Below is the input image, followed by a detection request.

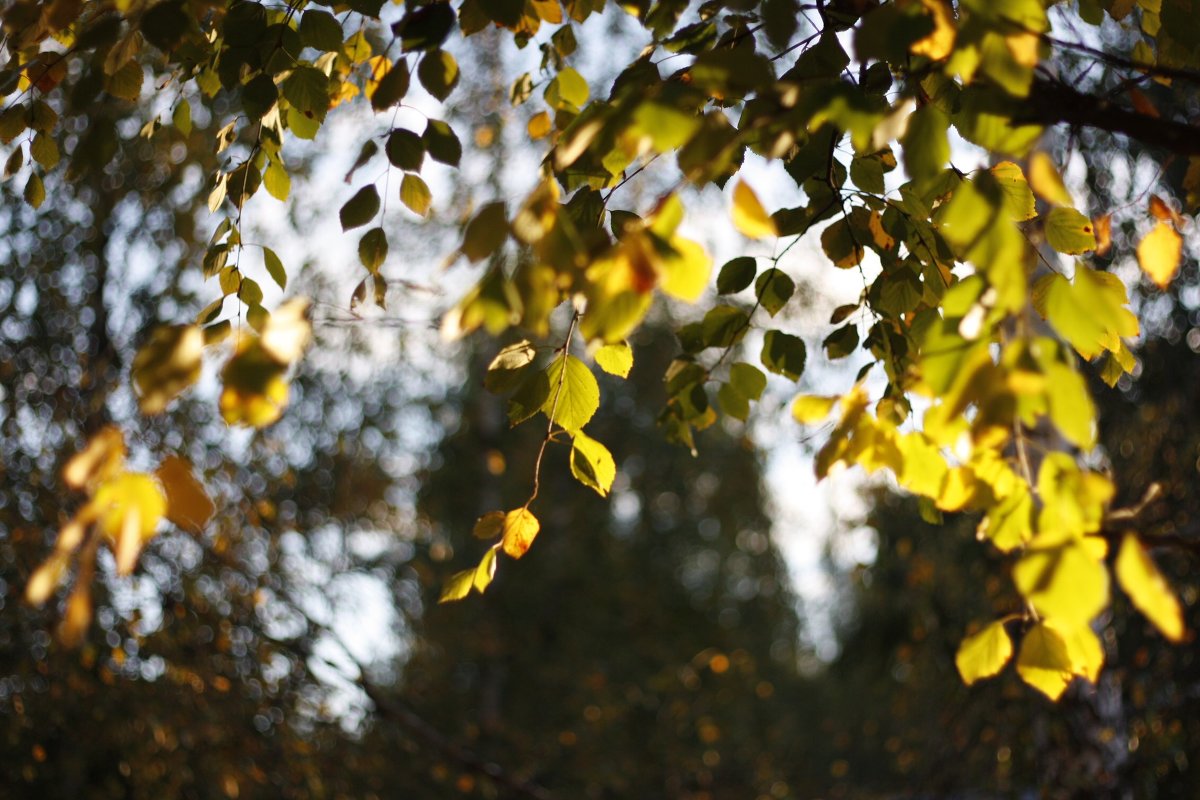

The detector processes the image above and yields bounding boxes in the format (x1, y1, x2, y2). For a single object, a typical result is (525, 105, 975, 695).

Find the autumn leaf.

(1137, 222, 1182, 289)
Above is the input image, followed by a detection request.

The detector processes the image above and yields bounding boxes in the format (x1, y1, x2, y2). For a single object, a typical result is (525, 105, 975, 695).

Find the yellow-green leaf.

(473, 510, 506, 539)
(1136, 221, 1182, 289)
(500, 508, 540, 559)
(990, 161, 1036, 221)
(439, 568, 475, 603)
(400, 173, 433, 217)
(1116, 534, 1185, 642)
(542, 354, 600, 431)
(570, 430, 616, 496)
(1044, 207, 1096, 254)
(955, 620, 1013, 685)
(732, 180, 777, 239)
(594, 342, 633, 378)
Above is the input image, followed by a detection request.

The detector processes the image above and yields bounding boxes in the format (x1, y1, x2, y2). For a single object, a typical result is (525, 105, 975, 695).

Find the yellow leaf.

(911, 0, 956, 60)
(731, 180, 777, 240)
(260, 298, 312, 364)
(92, 472, 167, 545)
(657, 235, 712, 302)
(594, 342, 633, 378)
(63, 426, 126, 491)
(1012, 540, 1109, 626)
(1028, 151, 1072, 206)
(935, 466, 977, 512)
(25, 550, 71, 606)
(527, 111, 551, 139)
(501, 508, 540, 559)
(1116, 534, 1185, 642)
(1137, 222, 1182, 289)
(473, 547, 498, 592)
(438, 568, 475, 603)
(156, 456, 215, 534)
(792, 394, 838, 425)
(1005, 30, 1040, 68)
(1016, 622, 1075, 701)
(1049, 619, 1104, 683)
(132, 324, 204, 415)
(955, 620, 1013, 685)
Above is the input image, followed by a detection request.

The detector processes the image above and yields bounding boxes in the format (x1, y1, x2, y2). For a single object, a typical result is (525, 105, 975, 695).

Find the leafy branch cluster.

(5, 0, 1200, 699)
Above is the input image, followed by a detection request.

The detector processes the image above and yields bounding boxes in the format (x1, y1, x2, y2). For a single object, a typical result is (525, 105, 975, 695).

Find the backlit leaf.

(400, 174, 433, 217)
(594, 342, 633, 378)
(955, 620, 1013, 685)
(501, 508, 540, 558)
(131, 324, 204, 415)
(1016, 622, 1075, 701)
(155, 456, 214, 534)
(1044, 207, 1096, 254)
(1136, 222, 1182, 289)
(1116, 534, 1185, 642)
(542, 355, 600, 431)
(571, 430, 616, 496)
(1028, 151, 1072, 205)
(732, 180, 777, 239)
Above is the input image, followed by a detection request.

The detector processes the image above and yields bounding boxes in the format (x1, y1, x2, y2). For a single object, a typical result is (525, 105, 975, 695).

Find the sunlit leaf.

(955, 620, 1013, 685)
(542, 355, 600, 432)
(1044, 208, 1096, 254)
(594, 342, 633, 378)
(732, 180, 777, 239)
(1136, 222, 1182, 289)
(571, 430, 616, 496)
(1016, 622, 1075, 701)
(501, 508, 540, 559)
(1116, 534, 1185, 642)
(1028, 151, 1072, 205)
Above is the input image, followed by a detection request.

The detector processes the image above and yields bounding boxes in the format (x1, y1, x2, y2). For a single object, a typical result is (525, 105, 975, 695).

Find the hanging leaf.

(955, 620, 1014, 685)
(155, 455, 215, 534)
(570, 430, 616, 496)
(731, 180, 777, 239)
(594, 342, 633, 378)
(131, 324, 204, 415)
(400, 173, 433, 217)
(716, 256, 757, 294)
(1044, 207, 1096, 254)
(340, 185, 380, 230)
(1016, 622, 1075, 701)
(1116, 534, 1185, 642)
(541, 355, 600, 431)
(1136, 222, 1182, 289)
(500, 508, 540, 558)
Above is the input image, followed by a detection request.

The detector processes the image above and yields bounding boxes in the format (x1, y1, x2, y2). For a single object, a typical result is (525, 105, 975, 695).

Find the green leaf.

(299, 9, 344, 51)
(701, 306, 750, 348)
(371, 62, 411, 111)
(359, 227, 389, 273)
(755, 268, 794, 316)
(729, 362, 766, 401)
(386, 129, 425, 171)
(398, 2, 457, 51)
(821, 217, 865, 268)
(264, 159, 290, 201)
(761, 330, 806, 380)
(823, 324, 859, 359)
(570, 430, 616, 496)
(594, 342, 633, 378)
(901, 104, 949, 183)
(418, 50, 460, 101)
(262, 246, 287, 290)
(424, 118, 462, 166)
(955, 621, 1013, 686)
(1044, 207, 1097, 254)
(461, 201, 507, 262)
(542, 354, 600, 431)
(718, 383, 750, 421)
(716, 256, 756, 294)
(990, 161, 1036, 221)
(485, 340, 536, 393)
(340, 185, 380, 231)
(283, 66, 330, 118)
(508, 366, 551, 425)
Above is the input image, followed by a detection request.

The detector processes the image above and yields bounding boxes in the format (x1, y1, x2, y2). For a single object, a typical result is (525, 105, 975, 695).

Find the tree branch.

(1026, 78, 1200, 157)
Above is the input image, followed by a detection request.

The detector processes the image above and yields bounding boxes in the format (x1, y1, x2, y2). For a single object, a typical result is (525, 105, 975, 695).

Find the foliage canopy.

(7, 0, 1200, 703)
